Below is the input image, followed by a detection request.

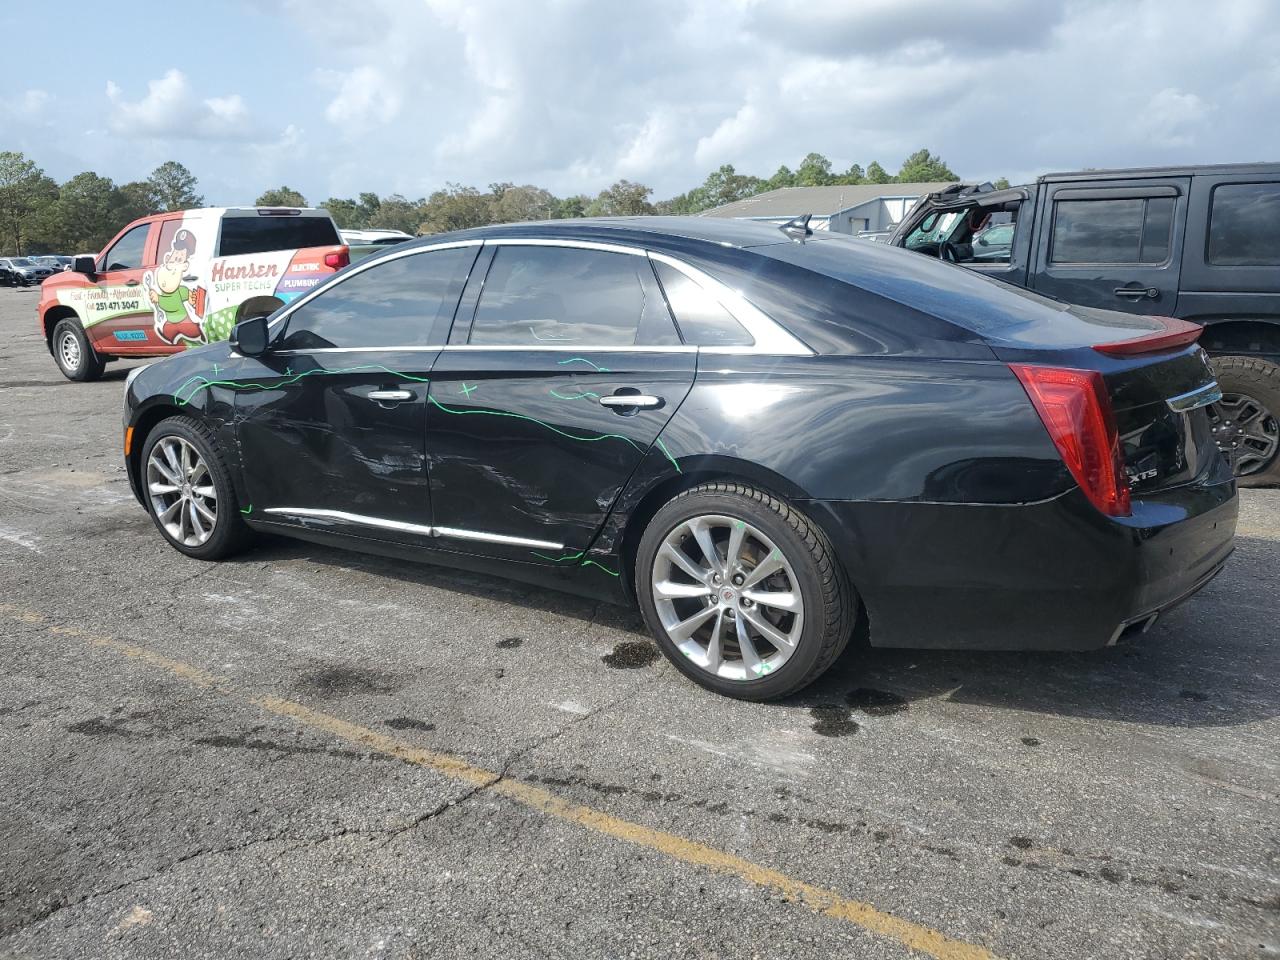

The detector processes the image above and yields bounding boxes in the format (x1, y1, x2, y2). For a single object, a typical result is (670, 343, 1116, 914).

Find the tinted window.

(218, 216, 340, 257)
(1208, 183, 1280, 266)
(100, 224, 151, 271)
(277, 247, 474, 350)
(652, 260, 752, 346)
(1051, 197, 1174, 264)
(469, 246, 663, 347)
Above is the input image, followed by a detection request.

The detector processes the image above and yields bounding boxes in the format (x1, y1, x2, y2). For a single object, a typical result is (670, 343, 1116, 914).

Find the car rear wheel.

(52, 318, 105, 382)
(141, 416, 254, 561)
(1208, 355, 1280, 487)
(636, 482, 855, 701)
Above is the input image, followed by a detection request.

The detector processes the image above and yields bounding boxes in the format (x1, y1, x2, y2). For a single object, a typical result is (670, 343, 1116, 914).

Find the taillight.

(1092, 316, 1201, 356)
(1010, 364, 1131, 517)
(324, 247, 350, 270)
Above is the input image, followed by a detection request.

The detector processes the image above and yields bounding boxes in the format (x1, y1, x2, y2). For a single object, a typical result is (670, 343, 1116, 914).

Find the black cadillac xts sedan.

(122, 217, 1237, 699)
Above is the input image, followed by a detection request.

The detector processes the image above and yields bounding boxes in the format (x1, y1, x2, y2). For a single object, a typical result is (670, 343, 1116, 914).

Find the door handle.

(1114, 286, 1159, 300)
(599, 394, 663, 409)
(125, 280, 140, 287)
(367, 389, 414, 403)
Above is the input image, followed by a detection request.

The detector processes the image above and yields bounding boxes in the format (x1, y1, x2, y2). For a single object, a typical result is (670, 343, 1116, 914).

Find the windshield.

(11, 258, 34, 267)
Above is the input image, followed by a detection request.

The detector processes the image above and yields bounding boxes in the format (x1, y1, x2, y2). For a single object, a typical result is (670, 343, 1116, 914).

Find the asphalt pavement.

(0, 286, 1276, 959)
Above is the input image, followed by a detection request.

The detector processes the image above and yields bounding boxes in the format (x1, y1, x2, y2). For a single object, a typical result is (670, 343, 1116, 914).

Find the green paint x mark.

(240, 504, 253, 515)
(556, 357, 611, 373)
(459, 382, 478, 397)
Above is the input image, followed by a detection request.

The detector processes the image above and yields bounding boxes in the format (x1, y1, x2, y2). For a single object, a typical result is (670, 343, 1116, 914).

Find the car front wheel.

(51, 318, 105, 382)
(636, 482, 855, 701)
(141, 417, 254, 561)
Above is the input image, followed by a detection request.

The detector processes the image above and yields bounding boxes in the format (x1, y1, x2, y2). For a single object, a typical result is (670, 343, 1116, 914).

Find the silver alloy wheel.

(651, 514, 804, 681)
(146, 436, 218, 547)
(1208, 393, 1279, 476)
(58, 329, 81, 372)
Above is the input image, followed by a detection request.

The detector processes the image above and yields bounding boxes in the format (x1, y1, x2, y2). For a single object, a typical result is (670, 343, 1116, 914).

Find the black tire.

(139, 416, 255, 561)
(51, 318, 105, 382)
(1209, 355, 1280, 488)
(635, 482, 856, 701)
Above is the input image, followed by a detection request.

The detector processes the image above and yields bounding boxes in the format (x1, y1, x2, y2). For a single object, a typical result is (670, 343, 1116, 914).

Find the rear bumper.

(805, 473, 1238, 651)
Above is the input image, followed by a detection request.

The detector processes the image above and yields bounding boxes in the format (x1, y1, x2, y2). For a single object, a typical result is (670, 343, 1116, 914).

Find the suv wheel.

(1208, 355, 1280, 487)
(141, 416, 254, 560)
(635, 482, 855, 701)
(51, 318, 105, 382)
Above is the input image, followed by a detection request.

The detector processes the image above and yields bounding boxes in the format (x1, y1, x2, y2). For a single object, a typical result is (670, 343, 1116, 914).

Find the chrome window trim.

(267, 234, 812, 358)
(260, 508, 563, 551)
(267, 239, 485, 330)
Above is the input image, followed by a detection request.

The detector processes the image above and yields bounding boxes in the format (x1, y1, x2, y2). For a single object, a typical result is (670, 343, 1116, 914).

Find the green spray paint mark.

(655, 437, 682, 474)
(582, 559, 620, 577)
(427, 395, 644, 452)
(459, 382, 478, 397)
(557, 357, 611, 372)
(173, 364, 431, 407)
(549, 387, 601, 401)
(531, 549, 618, 577)
(240, 504, 253, 515)
(211, 362, 220, 376)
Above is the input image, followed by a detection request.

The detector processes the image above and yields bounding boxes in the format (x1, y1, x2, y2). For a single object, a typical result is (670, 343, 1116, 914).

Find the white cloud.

(104, 69, 264, 141)
(1139, 88, 1212, 148)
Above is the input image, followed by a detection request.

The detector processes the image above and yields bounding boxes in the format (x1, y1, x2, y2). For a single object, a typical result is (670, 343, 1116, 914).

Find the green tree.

(764, 165, 795, 191)
(794, 152, 833, 186)
(832, 163, 865, 185)
(356, 192, 382, 223)
(864, 161, 891, 184)
(33, 172, 120, 253)
(116, 180, 159, 224)
(993, 177, 1011, 190)
(586, 180, 655, 216)
(147, 161, 202, 212)
(0, 151, 58, 255)
(896, 148, 957, 183)
(321, 197, 362, 229)
(369, 193, 422, 233)
(492, 184, 557, 222)
(256, 185, 308, 207)
(555, 194, 589, 219)
(418, 184, 493, 234)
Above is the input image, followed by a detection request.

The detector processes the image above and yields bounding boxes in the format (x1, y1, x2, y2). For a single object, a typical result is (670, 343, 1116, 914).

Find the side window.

(155, 218, 184, 259)
(1207, 183, 1280, 266)
(652, 260, 753, 347)
(218, 216, 341, 257)
(100, 224, 151, 271)
(1050, 197, 1174, 265)
(469, 246, 670, 347)
(277, 247, 474, 351)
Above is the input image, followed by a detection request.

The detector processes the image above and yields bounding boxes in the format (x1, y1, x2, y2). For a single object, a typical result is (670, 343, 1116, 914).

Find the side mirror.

(230, 315, 270, 356)
(73, 255, 96, 277)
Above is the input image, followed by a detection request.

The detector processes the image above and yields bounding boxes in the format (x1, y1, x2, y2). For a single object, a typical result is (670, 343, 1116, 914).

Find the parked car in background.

(39, 207, 348, 382)
(122, 217, 1235, 700)
(33, 255, 74, 272)
(0, 256, 55, 286)
(891, 163, 1280, 485)
(342, 228, 415, 262)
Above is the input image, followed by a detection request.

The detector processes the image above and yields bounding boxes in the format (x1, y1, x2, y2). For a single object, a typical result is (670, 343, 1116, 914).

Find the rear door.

(424, 240, 696, 564)
(84, 221, 159, 355)
(1030, 177, 1191, 314)
(233, 243, 478, 545)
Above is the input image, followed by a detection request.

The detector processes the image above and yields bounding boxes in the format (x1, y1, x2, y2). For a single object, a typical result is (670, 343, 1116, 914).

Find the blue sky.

(3, 0, 1277, 206)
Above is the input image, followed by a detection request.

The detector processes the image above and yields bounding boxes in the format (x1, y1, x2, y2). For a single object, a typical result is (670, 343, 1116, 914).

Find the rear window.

(218, 215, 340, 257)
(1207, 182, 1280, 266)
(1050, 197, 1174, 265)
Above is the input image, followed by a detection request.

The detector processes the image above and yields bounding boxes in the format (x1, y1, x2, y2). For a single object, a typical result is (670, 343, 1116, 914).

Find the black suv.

(891, 163, 1280, 485)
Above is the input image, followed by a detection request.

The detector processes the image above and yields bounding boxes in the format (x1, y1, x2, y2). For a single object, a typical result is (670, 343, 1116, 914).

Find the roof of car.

(423, 216, 800, 251)
(1040, 161, 1280, 182)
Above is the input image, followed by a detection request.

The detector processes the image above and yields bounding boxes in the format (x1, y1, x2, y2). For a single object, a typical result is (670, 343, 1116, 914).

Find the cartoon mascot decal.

(144, 229, 206, 345)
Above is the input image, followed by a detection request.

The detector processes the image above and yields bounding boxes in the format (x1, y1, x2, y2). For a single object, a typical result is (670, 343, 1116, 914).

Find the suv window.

(469, 246, 674, 347)
(652, 260, 752, 346)
(1050, 197, 1174, 265)
(218, 216, 340, 258)
(1207, 182, 1280, 266)
(100, 223, 152, 271)
(277, 247, 473, 351)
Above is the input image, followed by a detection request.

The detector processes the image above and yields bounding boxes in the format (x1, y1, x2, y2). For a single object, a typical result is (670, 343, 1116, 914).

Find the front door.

(84, 221, 158, 355)
(233, 244, 477, 545)
(1030, 177, 1191, 315)
(425, 242, 696, 564)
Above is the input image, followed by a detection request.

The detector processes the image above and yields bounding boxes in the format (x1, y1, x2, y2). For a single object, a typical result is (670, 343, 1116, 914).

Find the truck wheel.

(1208, 355, 1280, 487)
(51, 318, 105, 382)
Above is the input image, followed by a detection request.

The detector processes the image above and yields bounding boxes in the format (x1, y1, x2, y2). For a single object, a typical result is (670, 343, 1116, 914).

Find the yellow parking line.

(3, 603, 1000, 960)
